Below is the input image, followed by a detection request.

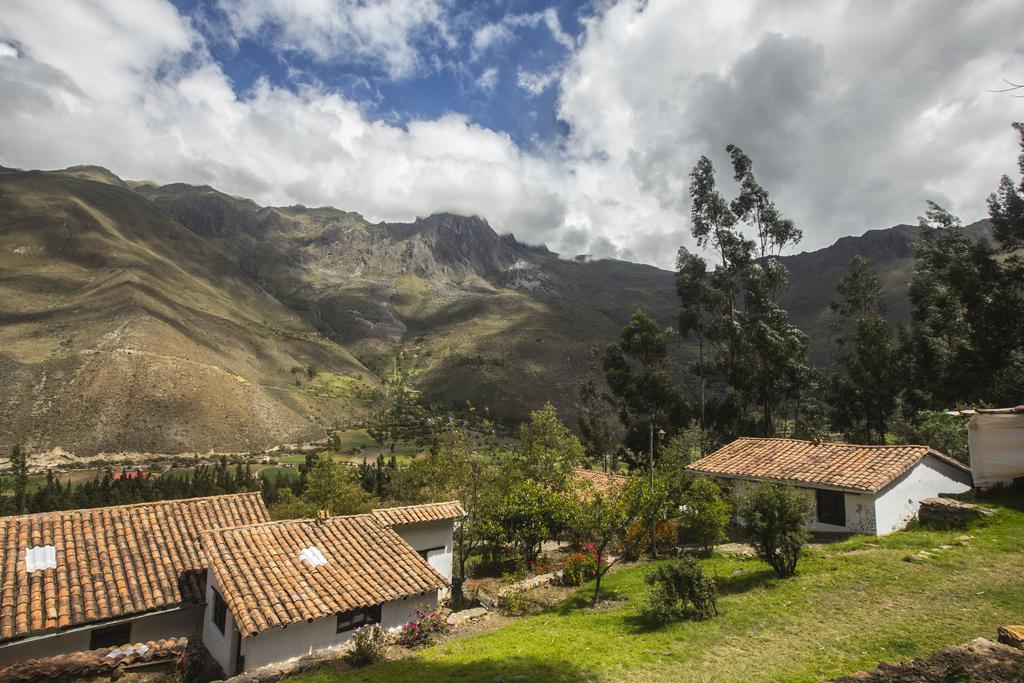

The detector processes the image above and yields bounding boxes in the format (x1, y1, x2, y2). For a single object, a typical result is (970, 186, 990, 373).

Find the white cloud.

(554, 0, 1024, 265)
(475, 66, 498, 92)
(1, 0, 1023, 270)
(216, 0, 453, 79)
(516, 67, 559, 96)
(471, 23, 513, 59)
(0, 0, 565, 247)
(472, 8, 574, 60)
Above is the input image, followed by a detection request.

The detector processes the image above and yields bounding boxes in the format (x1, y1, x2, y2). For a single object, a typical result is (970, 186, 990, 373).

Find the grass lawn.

(291, 493, 1024, 682)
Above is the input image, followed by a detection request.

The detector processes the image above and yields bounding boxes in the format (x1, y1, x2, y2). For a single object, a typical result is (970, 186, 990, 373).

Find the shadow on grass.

(550, 586, 628, 616)
(713, 567, 778, 595)
(620, 568, 778, 634)
(305, 655, 596, 683)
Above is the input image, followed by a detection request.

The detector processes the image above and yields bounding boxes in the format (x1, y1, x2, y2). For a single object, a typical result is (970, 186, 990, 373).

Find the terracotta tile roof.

(201, 515, 448, 637)
(371, 501, 466, 526)
(571, 468, 631, 495)
(0, 492, 268, 641)
(0, 637, 186, 682)
(686, 438, 968, 493)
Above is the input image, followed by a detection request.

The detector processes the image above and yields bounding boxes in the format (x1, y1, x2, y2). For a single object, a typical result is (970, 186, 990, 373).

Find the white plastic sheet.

(969, 413, 1024, 485)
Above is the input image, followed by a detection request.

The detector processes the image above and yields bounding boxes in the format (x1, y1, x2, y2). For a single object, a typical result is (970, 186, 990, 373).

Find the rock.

(447, 607, 489, 626)
(477, 591, 498, 609)
(998, 625, 1024, 649)
(716, 543, 756, 558)
(918, 498, 995, 527)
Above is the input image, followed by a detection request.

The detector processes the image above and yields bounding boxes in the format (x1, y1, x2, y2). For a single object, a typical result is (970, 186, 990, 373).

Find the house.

(686, 438, 973, 535)
(0, 492, 269, 667)
(947, 405, 1024, 487)
(199, 508, 455, 676)
(570, 467, 630, 496)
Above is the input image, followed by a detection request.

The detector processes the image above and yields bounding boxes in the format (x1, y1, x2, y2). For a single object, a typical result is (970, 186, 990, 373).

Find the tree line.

(0, 451, 260, 516)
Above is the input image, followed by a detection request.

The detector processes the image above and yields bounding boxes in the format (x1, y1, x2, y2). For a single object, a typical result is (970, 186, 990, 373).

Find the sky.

(1, 0, 1023, 268)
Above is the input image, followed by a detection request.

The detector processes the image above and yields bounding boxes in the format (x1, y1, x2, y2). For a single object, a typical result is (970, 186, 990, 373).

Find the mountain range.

(0, 165, 992, 456)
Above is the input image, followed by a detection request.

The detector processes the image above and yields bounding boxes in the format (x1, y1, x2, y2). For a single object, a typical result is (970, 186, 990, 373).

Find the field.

(293, 493, 1024, 683)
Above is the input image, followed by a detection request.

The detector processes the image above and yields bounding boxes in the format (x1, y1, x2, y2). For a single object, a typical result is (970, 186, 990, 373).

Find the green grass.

(292, 494, 1024, 682)
(304, 373, 369, 400)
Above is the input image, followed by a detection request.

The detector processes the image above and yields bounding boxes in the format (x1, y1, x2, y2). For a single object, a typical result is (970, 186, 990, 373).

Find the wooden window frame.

(212, 588, 228, 635)
(418, 546, 446, 562)
(90, 622, 132, 650)
(815, 488, 846, 527)
(336, 605, 382, 633)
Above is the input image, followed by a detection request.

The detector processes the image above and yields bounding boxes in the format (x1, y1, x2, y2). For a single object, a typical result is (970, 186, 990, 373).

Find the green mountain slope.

(136, 182, 682, 423)
(0, 171, 372, 455)
(141, 178, 995, 420)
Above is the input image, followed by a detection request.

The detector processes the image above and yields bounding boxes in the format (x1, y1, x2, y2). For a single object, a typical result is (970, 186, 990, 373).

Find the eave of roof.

(371, 500, 467, 526)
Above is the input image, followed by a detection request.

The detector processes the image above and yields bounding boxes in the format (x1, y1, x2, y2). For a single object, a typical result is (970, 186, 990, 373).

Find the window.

(418, 546, 446, 563)
(212, 589, 227, 635)
(90, 622, 131, 650)
(815, 489, 846, 527)
(336, 605, 381, 633)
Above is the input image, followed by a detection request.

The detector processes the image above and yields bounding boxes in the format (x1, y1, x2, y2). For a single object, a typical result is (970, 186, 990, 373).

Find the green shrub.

(679, 478, 731, 554)
(347, 624, 392, 666)
(500, 587, 527, 616)
(644, 557, 718, 622)
(737, 483, 812, 578)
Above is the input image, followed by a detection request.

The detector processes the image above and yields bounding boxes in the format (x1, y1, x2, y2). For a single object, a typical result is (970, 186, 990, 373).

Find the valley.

(0, 164, 992, 457)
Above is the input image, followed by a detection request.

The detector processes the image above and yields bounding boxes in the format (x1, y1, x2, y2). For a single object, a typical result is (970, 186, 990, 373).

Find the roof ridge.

(734, 436, 931, 450)
(371, 500, 461, 513)
(0, 490, 264, 522)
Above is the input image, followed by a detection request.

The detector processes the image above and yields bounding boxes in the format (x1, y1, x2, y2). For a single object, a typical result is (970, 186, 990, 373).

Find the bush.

(561, 552, 598, 586)
(621, 519, 678, 560)
(644, 557, 718, 622)
(679, 478, 731, 554)
(500, 587, 527, 616)
(347, 624, 392, 666)
(737, 483, 812, 578)
(397, 607, 450, 648)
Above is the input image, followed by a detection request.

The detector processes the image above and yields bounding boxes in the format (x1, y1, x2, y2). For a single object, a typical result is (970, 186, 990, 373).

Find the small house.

(199, 507, 460, 676)
(570, 467, 630, 496)
(0, 492, 269, 667)
(686, 438, 972, 535)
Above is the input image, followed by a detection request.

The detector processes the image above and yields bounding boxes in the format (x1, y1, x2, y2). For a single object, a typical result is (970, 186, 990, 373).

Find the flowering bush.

(397, 607, 450, 648)
(561, 552, 596, 586)
(620, 519, 679, 560)
(528, 554, 558, 575)
(347, 624, 392, 666)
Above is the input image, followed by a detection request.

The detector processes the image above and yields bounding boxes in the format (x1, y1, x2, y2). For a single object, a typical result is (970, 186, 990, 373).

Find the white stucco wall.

(728, 478, 876, 534)
(874, 456, 973, 535)
(238, 591, 436, 673)
(202, 569, 240, 677)
(807, 489, 877, 535)
(0, 605, 203, 666)
(391, 520, 455, 582)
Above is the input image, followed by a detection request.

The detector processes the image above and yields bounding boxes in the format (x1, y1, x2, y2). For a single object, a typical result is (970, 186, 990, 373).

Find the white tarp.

(969, 413, 1024, 485)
